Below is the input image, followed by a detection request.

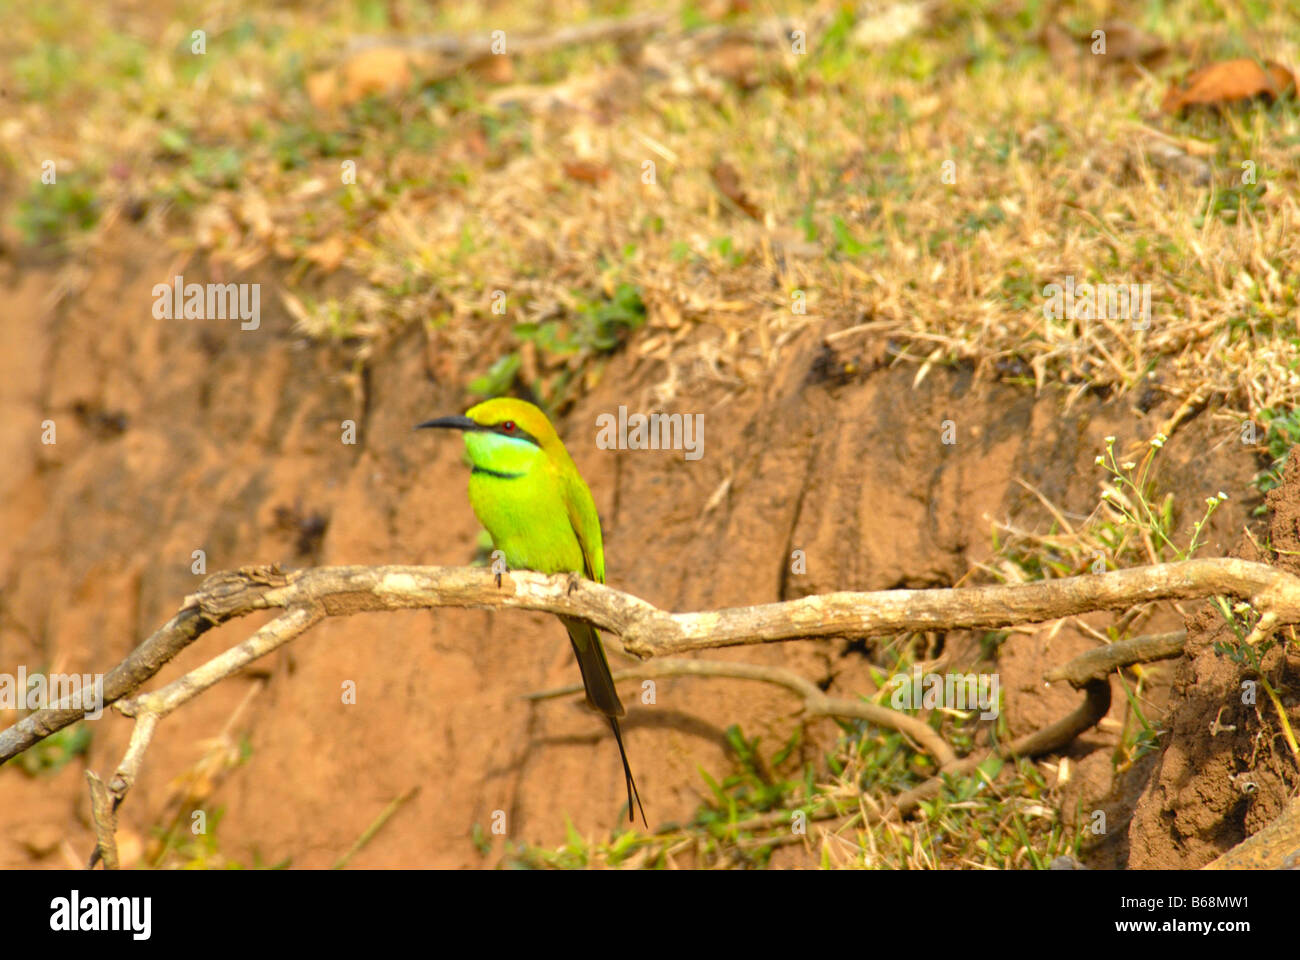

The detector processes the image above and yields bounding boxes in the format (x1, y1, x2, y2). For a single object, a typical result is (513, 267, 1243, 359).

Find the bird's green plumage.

(424, 397, 643, 824)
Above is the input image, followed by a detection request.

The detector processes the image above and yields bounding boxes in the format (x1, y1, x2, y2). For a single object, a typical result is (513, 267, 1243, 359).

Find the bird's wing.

(562, 466, 605, 584)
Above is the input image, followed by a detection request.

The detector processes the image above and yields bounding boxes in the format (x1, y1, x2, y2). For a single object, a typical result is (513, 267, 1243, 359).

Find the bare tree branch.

(5, 558, 1297, 767)
(85, 772, 120, 870)
(3, 556, 1296, 869)
(1044, 630, 1187, 687)
(525, 657, 958, 767)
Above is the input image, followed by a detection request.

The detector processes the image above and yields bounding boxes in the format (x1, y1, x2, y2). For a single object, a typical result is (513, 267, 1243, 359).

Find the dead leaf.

(345, 47, 415, 101)
(308, 47, 415, 110)
(562, 160, 611, 184)
(303, 235, 347, 272)
(304, 70, 339, 111)
(702, 0, 751, 18)
(710, 161, 763, 220)
(1161, 58, 1295, 114)
(466, 53, 514, 85)
(1041, 22, 1079, 70)
(704, 38, 762, 89)
(237, 190, 274, 240)
(462, 126, 489, 159)
(1041, 19, 1166, 74)
(194, 203, 238, 250)
(1091, 21, 1167, 65)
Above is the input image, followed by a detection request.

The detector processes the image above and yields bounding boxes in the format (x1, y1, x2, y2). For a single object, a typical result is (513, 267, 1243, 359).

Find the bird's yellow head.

(416, 397, 564, 476)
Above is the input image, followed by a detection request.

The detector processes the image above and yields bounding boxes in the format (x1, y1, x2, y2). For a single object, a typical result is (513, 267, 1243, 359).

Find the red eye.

(502, 421, 516, 432)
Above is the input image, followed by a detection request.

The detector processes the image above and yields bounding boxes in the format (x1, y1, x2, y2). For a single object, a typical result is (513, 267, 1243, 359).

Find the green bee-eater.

(417, 397, 646, 825)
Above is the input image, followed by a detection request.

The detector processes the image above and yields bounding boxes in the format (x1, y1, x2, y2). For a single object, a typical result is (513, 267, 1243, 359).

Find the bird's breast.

(466, 470, 585, 575)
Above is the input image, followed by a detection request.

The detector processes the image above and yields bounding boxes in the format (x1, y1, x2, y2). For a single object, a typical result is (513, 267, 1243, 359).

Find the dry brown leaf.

(702, 0, 751, 19)
(461, 126, 489, 159)
(705, 38, 762, 89)
(562, 160, 611, 184)
(710, 161, 763, 220)
(340, 47, 414, 104)
(466, 53, 514, 85)
(303, 235, 346, 272)
(1041, 22, 1079, 69)
(304, 69, 339, 111)
(1161, 58, 1296, 114)
(1041, 20, 1166, 74)
(1092, 21, 1167, 65)
(194, 203, 238, 250)
(307, 47, 415, 110)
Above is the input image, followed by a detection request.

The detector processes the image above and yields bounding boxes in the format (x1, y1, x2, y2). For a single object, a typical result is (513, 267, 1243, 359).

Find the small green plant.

(1210, 599, 1300, 759)
(830, 215, 869, 257)
(572, 282, 646, 352)
(470, 284, 646, 403)
(467, 352, 522, 397)
(155, 806, 290, 869)
(1251, 407, 1300, 501)
(1113, 668, 1162, 771)
(991, 432, 1227, 586)
(1094, 433, 1226, 563)
(14, 175, 101, 247)
(983, 431, 1238, 789)
(10, 722, 91, 776)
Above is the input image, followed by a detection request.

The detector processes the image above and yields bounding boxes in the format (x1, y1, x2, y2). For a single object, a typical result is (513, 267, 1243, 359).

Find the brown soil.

(1126, 457, 1300, 868)
(1, 224, 1289, 868)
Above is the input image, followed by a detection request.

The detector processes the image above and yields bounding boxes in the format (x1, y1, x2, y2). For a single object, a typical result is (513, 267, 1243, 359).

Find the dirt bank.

(0, 224, 1280, 867)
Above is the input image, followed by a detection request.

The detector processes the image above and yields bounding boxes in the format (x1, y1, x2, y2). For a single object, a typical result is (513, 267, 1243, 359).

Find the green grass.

(7, 721, 91, 776)
(1252, 406, 1300, 503)
(14, 174, 101, 247)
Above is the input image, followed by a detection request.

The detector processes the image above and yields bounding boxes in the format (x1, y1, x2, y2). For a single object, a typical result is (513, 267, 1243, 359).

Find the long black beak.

(415, 415, 480, 432)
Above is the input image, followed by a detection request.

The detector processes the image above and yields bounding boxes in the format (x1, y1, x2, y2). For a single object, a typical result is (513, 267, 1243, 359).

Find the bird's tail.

(607, 714, 646, 827)
(561, 616, 647, 826)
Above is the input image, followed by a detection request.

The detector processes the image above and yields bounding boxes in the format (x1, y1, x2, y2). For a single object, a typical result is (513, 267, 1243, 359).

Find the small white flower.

(1150, 436, 1165, 448)
(1094, 455, 1105, 465)
(1122, 462, 1136, 471)
(1218, 491, 1228, 500)
(1207, 497, 1219, 507)
(1101, 490, 1111, 499)
(1104, 435, 1116, 444)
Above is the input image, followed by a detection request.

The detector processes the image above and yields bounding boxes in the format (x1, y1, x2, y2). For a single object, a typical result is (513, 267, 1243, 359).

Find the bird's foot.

(566, 572, 582, 595)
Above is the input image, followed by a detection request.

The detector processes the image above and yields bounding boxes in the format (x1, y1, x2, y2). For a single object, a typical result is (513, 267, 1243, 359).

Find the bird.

(416, 397, 646, 825)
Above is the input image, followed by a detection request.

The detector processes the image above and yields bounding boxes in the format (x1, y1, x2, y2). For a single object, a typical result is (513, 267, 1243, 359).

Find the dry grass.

(2, 0, 1297, 416)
